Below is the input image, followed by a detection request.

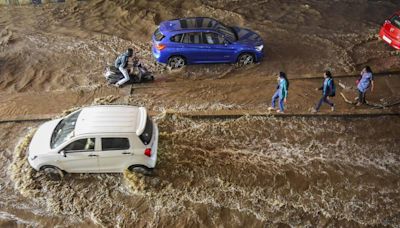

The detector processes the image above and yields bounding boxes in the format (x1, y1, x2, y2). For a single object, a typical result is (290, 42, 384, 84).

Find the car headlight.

(255, 45, 263, 52)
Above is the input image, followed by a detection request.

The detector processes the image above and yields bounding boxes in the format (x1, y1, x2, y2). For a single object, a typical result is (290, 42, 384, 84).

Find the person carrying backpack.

(312, 71, 335, 113)
(114, 48, 134, 87)
(268, 72, 289, 113)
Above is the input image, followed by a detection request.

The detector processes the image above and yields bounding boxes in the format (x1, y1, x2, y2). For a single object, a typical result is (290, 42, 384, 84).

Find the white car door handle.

(88, 154, 98, 157)
(122, 152, 131, 155)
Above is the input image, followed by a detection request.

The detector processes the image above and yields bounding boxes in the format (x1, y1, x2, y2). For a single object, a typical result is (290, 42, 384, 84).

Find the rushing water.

(1, 114, 399, 227)
(0, 0, 399, 226)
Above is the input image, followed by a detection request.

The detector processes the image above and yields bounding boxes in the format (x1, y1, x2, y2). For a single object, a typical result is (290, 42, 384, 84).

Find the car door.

(97, 137, 132, 172)
(169, 33, 185, 53)
(202, 32, 235, 63)
(57, 138, 100, 173)
(180, 32, 209, 63)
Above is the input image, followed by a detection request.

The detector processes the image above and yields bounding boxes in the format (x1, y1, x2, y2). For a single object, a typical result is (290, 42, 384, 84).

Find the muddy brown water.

(1, 0, 400, 227)
(1, 115, 399, 227)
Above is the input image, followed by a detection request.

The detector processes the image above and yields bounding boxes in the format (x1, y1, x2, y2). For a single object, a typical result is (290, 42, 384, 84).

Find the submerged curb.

(0, 111, 398, 123)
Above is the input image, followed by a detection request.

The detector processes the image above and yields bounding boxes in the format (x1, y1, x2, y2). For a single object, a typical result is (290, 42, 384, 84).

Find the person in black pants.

(312, 71, 335, 113)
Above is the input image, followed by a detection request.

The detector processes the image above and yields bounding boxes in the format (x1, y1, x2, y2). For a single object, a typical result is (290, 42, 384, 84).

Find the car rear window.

(154, 28, 165, 41)
(390, 15, 400, 29)
(139, 116, 153, 145)
(102, 138, 130, 151)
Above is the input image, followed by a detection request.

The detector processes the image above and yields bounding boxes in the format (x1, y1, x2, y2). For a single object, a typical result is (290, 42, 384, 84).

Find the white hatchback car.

(28, 105, 159, 179)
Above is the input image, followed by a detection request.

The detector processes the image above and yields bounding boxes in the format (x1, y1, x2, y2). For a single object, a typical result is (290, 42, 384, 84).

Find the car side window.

(102, 138, 130, 151)
(203, 32, 224, 45)
(181, 32, 202, 44)
(64, 138, 95, 152)
(170, 34, 183, 43)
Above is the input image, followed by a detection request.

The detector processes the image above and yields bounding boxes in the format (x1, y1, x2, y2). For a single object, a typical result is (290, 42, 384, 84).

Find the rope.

(340, 92, 400, 109)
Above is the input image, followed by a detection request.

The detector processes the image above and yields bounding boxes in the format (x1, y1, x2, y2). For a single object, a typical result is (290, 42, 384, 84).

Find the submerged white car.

(28, 105, 158, 179)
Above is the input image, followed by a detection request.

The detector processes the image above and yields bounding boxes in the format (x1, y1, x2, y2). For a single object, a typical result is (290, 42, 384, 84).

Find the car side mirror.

(223, 40, 229, 46)
(60, 150, 67, 157)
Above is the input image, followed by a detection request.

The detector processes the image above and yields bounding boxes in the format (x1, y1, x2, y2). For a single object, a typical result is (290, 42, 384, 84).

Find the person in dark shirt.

(312, 71, 335, 113)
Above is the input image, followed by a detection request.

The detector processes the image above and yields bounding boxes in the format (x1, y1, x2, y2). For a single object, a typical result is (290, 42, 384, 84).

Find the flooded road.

(0, 0, 400, 227)
(1, 114, 399, 226)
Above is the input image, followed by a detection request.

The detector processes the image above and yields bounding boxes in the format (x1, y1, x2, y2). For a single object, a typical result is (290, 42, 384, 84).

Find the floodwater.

(0, 0, 400, 227)
(1, 115, 400, 226)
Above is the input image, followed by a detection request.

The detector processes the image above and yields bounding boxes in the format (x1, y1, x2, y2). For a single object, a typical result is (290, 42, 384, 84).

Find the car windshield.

(50, 110, 81, 149)
(139, 116, 153, 145)
(390, 15, 400, 29)
(215, 23, 237, 42)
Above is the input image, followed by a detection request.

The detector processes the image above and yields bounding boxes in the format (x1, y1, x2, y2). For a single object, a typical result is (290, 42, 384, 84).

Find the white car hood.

(29, 119, 61, 156)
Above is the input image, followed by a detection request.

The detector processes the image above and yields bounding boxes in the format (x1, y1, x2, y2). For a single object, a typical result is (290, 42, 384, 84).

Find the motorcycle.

(104, 64, 154, 84)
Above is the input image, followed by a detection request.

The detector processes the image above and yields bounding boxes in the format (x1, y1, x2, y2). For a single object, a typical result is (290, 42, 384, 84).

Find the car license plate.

(383, 35, 392, 44)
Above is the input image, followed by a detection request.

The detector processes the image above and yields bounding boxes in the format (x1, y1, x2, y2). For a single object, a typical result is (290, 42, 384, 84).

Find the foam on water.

(6, 113, 400, 226)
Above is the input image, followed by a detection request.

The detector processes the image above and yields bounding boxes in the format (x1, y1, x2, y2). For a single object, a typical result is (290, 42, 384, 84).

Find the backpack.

(114, 53, 127, 68)
(114, 55, 123, 68)
(329, 79, 336, 97)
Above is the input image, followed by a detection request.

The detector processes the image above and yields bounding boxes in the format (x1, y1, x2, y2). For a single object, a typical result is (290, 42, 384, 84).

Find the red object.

(379, 11, 400, 50)
(155, 44, 166, 50)
(144, 148, 152, 157)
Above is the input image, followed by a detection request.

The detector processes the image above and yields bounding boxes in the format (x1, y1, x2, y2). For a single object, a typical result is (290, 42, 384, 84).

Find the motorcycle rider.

(129, 56, 143, 82)
(114, 48, 134, 87)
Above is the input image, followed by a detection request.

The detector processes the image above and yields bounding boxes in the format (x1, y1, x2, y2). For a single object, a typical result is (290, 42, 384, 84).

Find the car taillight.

(144, 148, 152, 157)
(156, 44, 166, 50)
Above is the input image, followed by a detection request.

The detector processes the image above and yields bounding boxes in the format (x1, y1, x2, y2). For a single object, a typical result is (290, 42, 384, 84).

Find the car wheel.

(168, 56, 186, 69)
(128, 165, 152, 175)
(41, 166, 64, 181)
(237, 53, 254, 66)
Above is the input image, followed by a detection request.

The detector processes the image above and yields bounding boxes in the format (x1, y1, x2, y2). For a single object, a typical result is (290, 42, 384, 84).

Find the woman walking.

(312, 71, 335, 113)
(356, 66, 374, 105)
(268, 72, 289, 113)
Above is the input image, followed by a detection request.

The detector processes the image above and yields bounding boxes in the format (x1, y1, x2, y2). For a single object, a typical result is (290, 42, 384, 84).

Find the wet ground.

(0, 0, 400, 227)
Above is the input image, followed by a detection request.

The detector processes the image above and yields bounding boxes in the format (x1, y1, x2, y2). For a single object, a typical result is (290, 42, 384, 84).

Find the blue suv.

(152, 17, 264, 69)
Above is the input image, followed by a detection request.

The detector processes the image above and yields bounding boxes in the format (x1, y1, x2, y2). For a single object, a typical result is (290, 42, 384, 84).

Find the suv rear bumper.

(152, 45, 169, 64)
